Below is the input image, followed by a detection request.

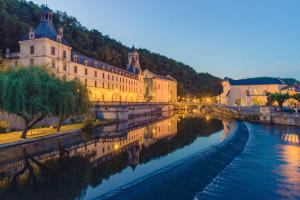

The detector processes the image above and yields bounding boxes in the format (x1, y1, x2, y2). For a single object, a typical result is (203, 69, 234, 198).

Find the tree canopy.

(0, 66, 92, 138)
(52, 78, 92, 131)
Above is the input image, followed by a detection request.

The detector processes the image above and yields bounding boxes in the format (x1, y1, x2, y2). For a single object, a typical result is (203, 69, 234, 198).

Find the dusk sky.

(31, 0, 300, 80)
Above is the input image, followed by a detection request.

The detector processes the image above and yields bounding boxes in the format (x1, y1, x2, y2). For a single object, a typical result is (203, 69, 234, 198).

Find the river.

(0, 112, 299, 200)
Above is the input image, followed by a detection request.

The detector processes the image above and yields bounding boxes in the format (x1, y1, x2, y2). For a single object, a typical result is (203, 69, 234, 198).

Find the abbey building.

(6, 7, 177, 103)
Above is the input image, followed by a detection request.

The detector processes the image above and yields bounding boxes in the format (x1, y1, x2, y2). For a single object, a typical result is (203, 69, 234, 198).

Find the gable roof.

(143, 69, 177, 82)
(225, 77, 285, 86)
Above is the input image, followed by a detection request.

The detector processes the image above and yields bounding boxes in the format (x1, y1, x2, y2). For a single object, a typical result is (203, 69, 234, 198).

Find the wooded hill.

(0, 0, 222, 97)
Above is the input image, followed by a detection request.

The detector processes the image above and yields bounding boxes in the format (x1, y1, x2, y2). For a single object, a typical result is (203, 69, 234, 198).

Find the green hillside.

(0, 0, 222, 97)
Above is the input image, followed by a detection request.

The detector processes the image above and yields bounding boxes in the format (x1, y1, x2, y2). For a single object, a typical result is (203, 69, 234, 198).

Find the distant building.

(280, 84, 300, 95)
(6, 6, 177, 103)
(143, 69, 177, 103)
(221, 77, 286, 106)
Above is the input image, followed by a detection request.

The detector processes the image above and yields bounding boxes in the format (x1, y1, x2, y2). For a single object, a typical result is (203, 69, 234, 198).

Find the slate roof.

(225, 77, 285, 85)
(154, 75, 177, 82)
(21, 20, 70, 46)
(280, 85, 300, 92)
(71, 51, 139, 79)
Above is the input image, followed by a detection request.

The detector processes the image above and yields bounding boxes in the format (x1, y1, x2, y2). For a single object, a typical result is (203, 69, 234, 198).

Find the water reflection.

(277, 131, 300, 199)
(0, 113, 224, 200)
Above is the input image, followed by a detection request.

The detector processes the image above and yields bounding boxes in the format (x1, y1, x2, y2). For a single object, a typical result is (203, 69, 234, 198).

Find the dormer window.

(93, 61, 97, 67)
(84, 59, 88, 66)
(73, 55, 78, 63)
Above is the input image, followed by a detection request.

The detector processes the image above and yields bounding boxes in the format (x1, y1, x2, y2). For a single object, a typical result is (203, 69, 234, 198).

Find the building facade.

(143, 70, 177, 103)
(6, 7, 177, 103)
(221, 77, 286, 106)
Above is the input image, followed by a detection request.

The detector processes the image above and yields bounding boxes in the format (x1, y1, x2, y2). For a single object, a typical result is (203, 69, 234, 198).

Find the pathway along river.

(0, 112, 299, 200)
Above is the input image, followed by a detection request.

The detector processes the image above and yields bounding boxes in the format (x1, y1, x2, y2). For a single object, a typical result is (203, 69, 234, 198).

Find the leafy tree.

(267, 93, 289, 110)
(292, 93, 300, 102)
(53, 78, 92, 131)
(1, 66, 60, 138)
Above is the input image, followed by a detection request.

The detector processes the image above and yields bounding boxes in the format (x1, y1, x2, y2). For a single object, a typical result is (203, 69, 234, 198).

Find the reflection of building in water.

(0, 115, 178, 174)
(69, 128, 145, 164)
(276, 144, 300, 198)
(144, 116, 178, 147)
(221, 121, 231, 140)
(281, 133, 300, 144)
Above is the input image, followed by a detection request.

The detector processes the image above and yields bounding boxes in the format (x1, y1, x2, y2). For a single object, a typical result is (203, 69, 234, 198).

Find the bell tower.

(127, 45, 141, 74)
(41, 5, 53, 22)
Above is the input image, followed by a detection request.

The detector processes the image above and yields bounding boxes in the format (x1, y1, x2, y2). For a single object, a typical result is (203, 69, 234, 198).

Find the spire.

(40, 5, 53, 22)
(130, 45, 136, 53)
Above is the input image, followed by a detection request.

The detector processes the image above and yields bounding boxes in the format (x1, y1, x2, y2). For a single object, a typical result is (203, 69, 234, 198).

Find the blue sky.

(32, 0, 300, 79)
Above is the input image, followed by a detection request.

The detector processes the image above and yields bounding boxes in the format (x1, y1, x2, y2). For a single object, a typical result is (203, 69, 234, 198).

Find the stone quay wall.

(260, 106, 300, 126)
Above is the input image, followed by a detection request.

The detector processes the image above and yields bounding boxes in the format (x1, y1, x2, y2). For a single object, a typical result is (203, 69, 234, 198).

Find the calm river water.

(0, 112, 299, 200)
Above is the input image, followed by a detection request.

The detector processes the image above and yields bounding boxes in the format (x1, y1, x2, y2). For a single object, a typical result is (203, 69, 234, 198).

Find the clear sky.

(31, 0, 300, 79)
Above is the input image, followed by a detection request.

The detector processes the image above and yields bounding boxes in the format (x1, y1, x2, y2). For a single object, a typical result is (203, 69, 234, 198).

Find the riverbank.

(0, 120, 114, 149)
(211, 104, 300, 127)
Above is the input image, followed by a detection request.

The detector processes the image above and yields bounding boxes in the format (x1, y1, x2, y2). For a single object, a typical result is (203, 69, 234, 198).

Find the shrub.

(0, 121, 9, 133)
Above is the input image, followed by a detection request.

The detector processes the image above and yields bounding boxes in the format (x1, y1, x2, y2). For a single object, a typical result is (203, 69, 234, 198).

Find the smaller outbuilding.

(221, 77, 287, 106)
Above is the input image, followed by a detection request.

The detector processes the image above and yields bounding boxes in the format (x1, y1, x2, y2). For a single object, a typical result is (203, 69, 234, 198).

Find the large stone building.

(221, 77, 286, 106)
(6, 7, 176, 103)
(143, 70, 177, 103)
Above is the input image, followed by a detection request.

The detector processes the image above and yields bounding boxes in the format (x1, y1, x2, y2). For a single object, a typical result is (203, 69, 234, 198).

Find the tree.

(53, 78, 92, 131)
(267, 93, 289, 110)
(292, 93, 300, 102)
(1, 66, 60, 138)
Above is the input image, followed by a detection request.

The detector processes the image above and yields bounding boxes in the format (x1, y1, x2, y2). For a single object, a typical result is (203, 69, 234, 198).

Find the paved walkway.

(0, 120, 113, 149)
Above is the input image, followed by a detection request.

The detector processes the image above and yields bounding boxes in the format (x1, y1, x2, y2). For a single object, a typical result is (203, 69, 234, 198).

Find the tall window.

(30, 59, 34, 66)
(94, 81, 97, 87)
(63, 63, 67, 71)
(51, 46, 55, 55)
(94, 71, 97, 77)
(74, 66, 78, 73)
(85, 68, 88, 75)
(63, 50, 67, 59)
(51, 59, 56, 68)
(102, 73, 105, 79)
(85, 79, 87, 86)
(30, 46, 34, 54)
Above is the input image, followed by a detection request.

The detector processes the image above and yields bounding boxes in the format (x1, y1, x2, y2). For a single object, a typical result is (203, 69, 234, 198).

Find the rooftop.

(21, 20, 70, 46)
(71, 51, 139, 79)
(225, 77, 285, 85)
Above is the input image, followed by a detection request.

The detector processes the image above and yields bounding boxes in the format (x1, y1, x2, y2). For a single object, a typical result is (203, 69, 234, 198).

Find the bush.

(0, 121, 9, 133)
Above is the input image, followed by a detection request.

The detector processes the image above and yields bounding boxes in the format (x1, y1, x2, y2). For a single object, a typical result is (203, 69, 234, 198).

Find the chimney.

(29, 27, 35, 39)
(57, 27, 63, 42)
